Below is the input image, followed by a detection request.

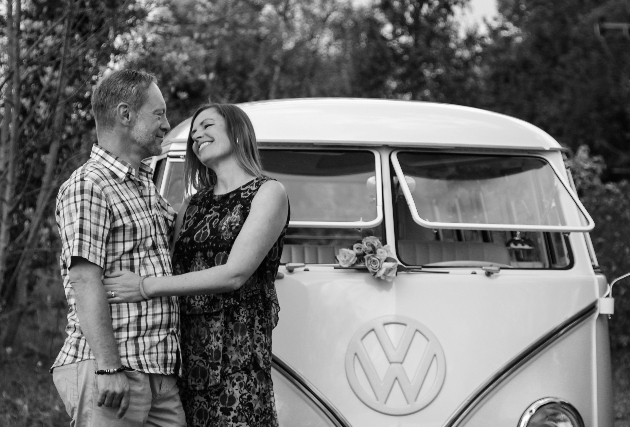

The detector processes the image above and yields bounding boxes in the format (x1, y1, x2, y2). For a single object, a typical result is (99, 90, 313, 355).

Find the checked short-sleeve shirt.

(51, 144, 180, 375)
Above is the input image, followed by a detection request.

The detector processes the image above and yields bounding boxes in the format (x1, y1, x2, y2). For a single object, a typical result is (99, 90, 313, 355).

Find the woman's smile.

(197, 140, 213, 152)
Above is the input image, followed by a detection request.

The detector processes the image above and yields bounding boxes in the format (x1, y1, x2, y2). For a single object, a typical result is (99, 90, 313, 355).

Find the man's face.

(130, 83, 170, 158)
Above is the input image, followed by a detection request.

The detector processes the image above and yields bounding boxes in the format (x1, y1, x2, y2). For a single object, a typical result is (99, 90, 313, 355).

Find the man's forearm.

(70, 258, 122, 369)
(74, 280, 122, 368)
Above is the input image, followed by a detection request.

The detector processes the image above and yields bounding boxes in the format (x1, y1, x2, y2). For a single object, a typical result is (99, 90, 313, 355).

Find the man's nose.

(161, 116, 170, 133)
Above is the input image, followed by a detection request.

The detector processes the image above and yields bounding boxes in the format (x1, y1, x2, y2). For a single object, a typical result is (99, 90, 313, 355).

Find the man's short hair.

(91, 69, 157, 130)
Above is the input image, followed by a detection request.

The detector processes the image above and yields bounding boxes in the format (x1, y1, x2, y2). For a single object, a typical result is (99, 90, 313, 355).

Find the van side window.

(261, 149, 384, 264)
(161, 160, 186, 213)
(153, 158, 166, 187)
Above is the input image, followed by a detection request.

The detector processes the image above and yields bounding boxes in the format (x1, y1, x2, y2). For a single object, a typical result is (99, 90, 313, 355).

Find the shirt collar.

(90, 144, 153, 183)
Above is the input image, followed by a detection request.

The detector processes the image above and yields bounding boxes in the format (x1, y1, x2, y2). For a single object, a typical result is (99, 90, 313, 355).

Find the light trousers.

(52, 359, 186, 427)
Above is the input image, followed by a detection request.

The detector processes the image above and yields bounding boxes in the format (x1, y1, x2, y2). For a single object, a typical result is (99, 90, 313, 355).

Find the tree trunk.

(0, 0, 21, 308)
(2, 0, 72, 348)
(0, 78, 12, 314)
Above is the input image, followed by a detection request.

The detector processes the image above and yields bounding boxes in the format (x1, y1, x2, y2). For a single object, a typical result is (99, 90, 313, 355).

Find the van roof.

(161, 98, 562, 152)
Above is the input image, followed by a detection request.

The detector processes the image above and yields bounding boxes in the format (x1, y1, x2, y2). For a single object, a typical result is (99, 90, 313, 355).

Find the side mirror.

(600, 272, 630, 315)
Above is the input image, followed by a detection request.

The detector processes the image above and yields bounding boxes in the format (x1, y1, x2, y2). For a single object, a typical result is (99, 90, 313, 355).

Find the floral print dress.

(173, 176, 289, 427)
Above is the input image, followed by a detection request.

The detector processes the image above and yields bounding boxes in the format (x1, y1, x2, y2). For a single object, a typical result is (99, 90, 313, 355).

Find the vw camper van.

(151, 99, 612, 427)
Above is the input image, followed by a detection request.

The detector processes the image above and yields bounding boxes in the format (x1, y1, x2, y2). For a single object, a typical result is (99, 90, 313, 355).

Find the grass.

(613, 349, 630, 426)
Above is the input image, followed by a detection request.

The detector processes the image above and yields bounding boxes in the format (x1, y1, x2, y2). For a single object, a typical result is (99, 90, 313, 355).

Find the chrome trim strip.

(272, 354, 353, 427)
(443, 301, 598, 427)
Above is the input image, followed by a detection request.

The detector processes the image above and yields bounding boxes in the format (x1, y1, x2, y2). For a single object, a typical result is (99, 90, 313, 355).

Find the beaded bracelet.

(139, 276, 149, 300)
(95, 365, 134, 375)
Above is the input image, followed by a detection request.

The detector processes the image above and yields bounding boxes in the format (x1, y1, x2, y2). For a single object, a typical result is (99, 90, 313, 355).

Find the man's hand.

(96, 372, 131, 418)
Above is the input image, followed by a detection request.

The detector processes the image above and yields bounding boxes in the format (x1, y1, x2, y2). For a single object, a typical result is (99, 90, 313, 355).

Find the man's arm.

(70, 256, 130, 419)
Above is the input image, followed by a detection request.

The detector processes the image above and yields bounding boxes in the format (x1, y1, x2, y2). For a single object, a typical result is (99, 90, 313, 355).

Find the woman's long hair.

(184, 104, 263, 197)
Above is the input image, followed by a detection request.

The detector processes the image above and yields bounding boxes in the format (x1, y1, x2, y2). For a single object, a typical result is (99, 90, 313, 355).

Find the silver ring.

(108, 291, 116, 298)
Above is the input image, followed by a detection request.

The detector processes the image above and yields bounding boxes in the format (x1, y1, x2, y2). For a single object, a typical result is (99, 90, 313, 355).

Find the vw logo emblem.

(345, 316, 446, 415)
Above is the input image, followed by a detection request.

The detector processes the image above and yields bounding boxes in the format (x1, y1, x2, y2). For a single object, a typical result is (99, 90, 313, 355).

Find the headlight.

(518, 397, 584, 427)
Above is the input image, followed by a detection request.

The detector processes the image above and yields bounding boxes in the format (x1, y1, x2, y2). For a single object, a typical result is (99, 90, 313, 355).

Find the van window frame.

(390, 151, 595, 233)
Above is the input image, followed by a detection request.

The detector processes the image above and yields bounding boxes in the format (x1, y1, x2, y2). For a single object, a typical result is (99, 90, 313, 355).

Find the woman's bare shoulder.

(253, 179, 288, 209)
(260, 178, 286, 195)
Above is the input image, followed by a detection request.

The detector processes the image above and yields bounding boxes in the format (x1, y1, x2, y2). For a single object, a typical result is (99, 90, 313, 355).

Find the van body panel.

(273, 267, 598, 425)
(455, 319, 596, 426)
(166, 99, 560, 150)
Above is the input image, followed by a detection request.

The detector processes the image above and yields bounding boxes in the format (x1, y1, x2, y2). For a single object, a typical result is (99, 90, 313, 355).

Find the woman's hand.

(103, 271, 145, 303)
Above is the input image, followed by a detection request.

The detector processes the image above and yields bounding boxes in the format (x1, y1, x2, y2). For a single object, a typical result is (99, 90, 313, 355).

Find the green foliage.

(375, 0, 483, 103)
(479, 0, 630, 180)
(568, 146, 630, 349)
(118, 0, 481, 123)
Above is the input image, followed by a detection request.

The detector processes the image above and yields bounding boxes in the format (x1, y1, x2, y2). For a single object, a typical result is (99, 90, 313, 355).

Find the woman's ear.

(115, 102, 132, 126)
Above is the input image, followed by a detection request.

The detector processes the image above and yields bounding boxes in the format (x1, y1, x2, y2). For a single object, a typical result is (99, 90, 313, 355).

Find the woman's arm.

(104, 180, 288, 301)
(150, 180, 287, 296)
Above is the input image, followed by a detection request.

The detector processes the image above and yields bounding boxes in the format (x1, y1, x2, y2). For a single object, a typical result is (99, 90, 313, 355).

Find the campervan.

(151, 98, 613, 427)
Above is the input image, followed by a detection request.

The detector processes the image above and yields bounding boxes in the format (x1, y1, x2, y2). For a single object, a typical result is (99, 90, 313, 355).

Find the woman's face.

(190, 108, 233, 167)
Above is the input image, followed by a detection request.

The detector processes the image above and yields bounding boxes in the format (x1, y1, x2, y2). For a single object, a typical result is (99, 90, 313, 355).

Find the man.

(51, 69, 186, 426)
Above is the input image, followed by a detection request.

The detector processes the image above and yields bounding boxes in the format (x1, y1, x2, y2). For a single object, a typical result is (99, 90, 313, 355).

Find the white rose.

(362, 236, 383, 255)
(337, 248, 358, 267)
(375, 261, 398, 282)
(365, 254, 383, 274)
(376, 248, 389, 261)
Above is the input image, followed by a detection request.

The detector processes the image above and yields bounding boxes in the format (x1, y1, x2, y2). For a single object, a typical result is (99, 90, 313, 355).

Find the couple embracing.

(51, 69, 290, 427)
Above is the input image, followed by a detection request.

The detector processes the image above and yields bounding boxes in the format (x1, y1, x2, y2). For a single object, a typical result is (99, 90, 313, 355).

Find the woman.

(103, 103, 289, 427)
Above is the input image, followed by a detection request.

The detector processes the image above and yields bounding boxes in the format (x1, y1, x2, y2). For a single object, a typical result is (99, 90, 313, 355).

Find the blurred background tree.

(479, 0, 630, 181)
(115, 0, 483, 124)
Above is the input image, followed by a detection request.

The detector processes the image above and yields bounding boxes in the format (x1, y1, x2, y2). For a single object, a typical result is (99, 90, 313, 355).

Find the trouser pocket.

(52, 363, 79, 418)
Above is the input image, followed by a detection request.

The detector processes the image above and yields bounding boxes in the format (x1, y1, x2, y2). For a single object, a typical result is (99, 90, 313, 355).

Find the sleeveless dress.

(172, 176, 289, 427)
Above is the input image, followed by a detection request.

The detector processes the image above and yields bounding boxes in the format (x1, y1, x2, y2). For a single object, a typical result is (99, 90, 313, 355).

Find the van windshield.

(391, 152, 578, 269)
(261, 150, 381, 226)
(261, 149, 383, 265)
(392, 152, 593, 232)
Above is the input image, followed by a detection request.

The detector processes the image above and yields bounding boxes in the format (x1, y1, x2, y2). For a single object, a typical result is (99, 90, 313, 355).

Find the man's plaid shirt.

(52, 144, 179, 374)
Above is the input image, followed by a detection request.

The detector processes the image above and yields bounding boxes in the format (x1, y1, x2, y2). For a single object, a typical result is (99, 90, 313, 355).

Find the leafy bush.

(568, 145, 630, 349)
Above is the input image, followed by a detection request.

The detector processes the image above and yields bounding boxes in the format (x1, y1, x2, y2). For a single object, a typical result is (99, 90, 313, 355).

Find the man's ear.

(115, 102, 132, 126)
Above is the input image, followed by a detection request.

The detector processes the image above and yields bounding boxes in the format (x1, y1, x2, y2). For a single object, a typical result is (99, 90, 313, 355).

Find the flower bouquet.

(336, 236, 399, 282)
